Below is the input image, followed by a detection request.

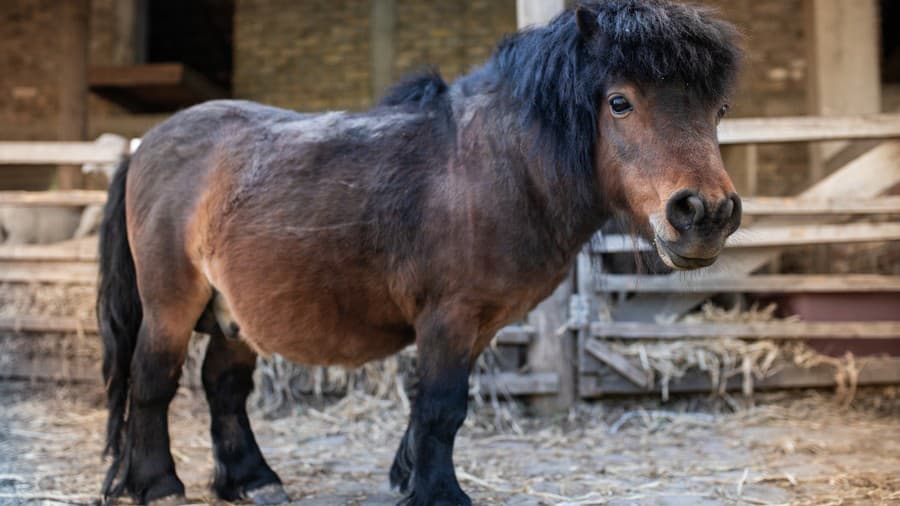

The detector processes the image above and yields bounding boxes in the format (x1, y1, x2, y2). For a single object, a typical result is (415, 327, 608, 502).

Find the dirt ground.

(0, 382, 898, 506)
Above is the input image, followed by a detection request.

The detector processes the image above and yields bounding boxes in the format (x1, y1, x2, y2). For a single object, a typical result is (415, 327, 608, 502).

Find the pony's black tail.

(97, 156, 142, 500)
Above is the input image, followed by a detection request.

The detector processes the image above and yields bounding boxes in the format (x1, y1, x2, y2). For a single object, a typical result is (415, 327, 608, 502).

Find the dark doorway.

(881, 0, 900, 83)
(146, 0, 234, 91)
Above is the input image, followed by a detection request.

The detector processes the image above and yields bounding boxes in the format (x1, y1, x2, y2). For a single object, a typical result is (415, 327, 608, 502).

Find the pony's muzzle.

(655, 189, 742, 269)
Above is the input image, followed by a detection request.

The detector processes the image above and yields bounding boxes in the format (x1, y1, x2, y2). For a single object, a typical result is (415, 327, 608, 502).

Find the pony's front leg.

(401, 311, 475, 506)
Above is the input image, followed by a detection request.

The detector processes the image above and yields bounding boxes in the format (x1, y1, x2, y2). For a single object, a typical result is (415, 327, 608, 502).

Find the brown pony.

(97, 1, 742, 504)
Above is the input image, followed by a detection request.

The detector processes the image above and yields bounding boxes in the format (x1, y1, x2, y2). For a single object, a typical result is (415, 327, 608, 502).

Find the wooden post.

(527, 273, 576, 412)
(516, 0, 565, 28)
(516, 0, 573, 413)
(721, 144, 758, 198)
(804, 0, 880, 185)
(371, 0, 396, 102)
(57, 0, 90, 189)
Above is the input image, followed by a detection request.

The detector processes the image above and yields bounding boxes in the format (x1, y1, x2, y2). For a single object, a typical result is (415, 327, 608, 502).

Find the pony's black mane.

(379, 0, 740, 216)
(378, 67, 449, 111)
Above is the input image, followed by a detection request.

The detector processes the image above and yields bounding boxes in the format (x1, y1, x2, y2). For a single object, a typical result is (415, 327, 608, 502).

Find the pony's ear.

(575, 5, 600, 38)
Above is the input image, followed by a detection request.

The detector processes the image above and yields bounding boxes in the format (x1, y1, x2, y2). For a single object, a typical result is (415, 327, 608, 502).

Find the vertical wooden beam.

(58, 0, 90, 189)
(371, 0, 396, 102)
(721, 144, 759, 197)
(527, 274, 576, 412)
(115, 0, 147, 65)
(516, 0, 565, 28)
(804, 0, 880, 185)
(517, 0, 573, 412)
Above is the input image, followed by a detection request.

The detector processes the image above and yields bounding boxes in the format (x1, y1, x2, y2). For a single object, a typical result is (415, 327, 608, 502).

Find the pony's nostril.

(726, 193, 742, 234)
(720, 196, 734, 220)
(665, 189, 705, 232)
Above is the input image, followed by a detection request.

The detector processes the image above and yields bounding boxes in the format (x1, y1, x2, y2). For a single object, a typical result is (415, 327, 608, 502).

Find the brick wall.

(233, 0, 373, 111)
(0, 1, 129, 188)
(391, 0, 515, 82)
(0, 0, 66, 140)
(700, 0, 810, 196)
(0, 0, 851, 195)
(232, 0, 806, 194)
(232, 0, 515, 111)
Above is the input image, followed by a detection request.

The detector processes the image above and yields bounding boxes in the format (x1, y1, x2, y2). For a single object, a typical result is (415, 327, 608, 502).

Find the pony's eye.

(608, 95, 633, 117)
(716, 104, 730, 123)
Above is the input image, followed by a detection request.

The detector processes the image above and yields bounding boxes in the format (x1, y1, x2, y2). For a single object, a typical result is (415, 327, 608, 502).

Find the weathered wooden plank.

(593, 222, 900, 253)
(516, 0, 565, 28)
(527, 272, 576, 411)
(57, 0, 90, 189)
(88, 63, 227, 111)
(742, 196, 900, 215)
(583, 338, 649, 388)
(0, 190, 107, 206)
(472, 371, 559, 395)
(804, 0, 881, 182)
(0, 261, 97, 284)
(494, 325, 535, 345)
(580, 356, 900, 397)
(515, 0, 572, 411)
(0, 141, 125, 165)
(0, 238, 98, 262)
(595, 274, 900, 293)
(717, 114, 900, 144)
(0, 318, 535, 346)
(591, 321, 900, 340)
(0, 315, 98, 334)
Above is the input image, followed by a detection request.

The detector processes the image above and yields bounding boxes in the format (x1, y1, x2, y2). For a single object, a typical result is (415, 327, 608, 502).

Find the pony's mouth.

(654, 237, 718, 270)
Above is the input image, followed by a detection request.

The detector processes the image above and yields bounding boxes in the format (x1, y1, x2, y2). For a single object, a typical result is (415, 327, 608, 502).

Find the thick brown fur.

(98, 2, 743, 504)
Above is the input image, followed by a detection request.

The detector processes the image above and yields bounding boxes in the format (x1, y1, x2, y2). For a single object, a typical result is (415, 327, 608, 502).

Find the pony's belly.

(261, 322, 415, 368)
(221, 280, 415, 368)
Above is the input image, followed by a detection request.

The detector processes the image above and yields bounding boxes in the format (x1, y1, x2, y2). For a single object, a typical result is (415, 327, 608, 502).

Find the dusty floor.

(0, 382, 898, 506)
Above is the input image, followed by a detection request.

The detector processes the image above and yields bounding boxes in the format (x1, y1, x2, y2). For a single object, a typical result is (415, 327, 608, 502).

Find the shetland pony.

(98, 1, 741, 504)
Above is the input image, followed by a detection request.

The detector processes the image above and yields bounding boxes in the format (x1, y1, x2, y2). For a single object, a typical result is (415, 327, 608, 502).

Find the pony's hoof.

(147, 494, 188, 506)
(247, 483, 291, 505)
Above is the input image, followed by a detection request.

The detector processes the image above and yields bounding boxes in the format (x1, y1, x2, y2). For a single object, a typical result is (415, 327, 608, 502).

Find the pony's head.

(579, 0, 742, 269)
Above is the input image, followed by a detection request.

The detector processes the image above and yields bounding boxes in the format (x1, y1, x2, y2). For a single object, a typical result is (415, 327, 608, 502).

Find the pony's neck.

(450, 87, 607, 260)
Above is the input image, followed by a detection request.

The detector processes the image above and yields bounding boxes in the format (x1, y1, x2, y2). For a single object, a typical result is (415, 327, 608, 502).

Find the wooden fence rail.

(594, 222, 900, 253)
(0, 190, 107, 206)
(595, 274, 900, 293)
(591, 321, 900, 340)
(717, 113, 900, 144)
(0, 140, 126, 165)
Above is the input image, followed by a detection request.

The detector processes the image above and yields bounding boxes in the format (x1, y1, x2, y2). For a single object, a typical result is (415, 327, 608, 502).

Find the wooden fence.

(2, 114, 899, 404)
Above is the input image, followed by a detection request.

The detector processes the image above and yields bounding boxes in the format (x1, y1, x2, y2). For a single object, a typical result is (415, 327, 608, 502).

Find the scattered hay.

(608, 302, 864, 403)
(3, 382, 899, 505)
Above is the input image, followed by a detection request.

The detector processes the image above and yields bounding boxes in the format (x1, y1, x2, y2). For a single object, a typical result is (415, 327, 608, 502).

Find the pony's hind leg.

(202, 329, 289, 504)
(121, 312, 197, 504)
(120, 254, 213, 503)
